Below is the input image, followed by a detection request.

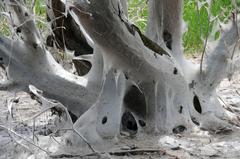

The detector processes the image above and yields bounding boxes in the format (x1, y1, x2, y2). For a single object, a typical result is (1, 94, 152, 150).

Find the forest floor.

(1, 59, 240, 159)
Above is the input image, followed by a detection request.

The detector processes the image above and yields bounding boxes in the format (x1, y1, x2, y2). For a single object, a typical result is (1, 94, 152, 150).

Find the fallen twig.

(0, 125, 50, 155)
(50, 152, 102, 159)
(108, 148, 166, 156)
(50, 148, 179, 159)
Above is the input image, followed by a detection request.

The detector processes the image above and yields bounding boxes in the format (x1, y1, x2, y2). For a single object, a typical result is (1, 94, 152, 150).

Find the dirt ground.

(1, 66, 240, 159)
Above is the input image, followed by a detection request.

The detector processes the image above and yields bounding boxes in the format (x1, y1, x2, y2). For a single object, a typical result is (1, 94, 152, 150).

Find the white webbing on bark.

(0, 0, 239, 147)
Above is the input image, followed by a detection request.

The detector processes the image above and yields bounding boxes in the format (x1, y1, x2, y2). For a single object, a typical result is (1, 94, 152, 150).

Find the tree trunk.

(0, 0, 239, 147)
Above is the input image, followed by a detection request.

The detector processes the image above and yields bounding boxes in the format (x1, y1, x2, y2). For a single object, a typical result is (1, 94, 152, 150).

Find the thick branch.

(146, 0, 183, 62)
(0, 35, 97, 117)
(72, 0, 175, 79)
(204, 21, 240, 89)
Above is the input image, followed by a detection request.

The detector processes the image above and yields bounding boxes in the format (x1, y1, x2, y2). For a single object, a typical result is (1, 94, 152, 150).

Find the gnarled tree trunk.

(0, 0, 239, 149)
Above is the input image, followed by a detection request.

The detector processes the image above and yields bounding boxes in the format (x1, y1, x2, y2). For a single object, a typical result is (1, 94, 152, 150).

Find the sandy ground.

(1, 66, 240, 159)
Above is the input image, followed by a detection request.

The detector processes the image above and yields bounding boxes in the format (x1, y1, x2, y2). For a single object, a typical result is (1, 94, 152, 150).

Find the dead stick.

(50, 148, 179, 159)
(109, 149, 166, 156)
(0, 125, 49, 155)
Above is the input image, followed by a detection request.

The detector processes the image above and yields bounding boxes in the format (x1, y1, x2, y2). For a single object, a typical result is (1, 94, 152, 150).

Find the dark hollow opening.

(46, 35, 54, 47)
(16, 27, 21, 33)
(32, 42, 38, 49)
(25, 12, 29, 17)
(138, 120, 146, 127)
(123, 85, 146, 119)
(73, 59, 92, 76)
(172, 125, 186, 134)
(173, 67, 178, 75)
(102, 116, 108, 124)
(193, 95, 202, 114)
(191, 116, 200, 126)
(163, 30, 172, 50)
(179, 106, 183, 114)
(121, 111, 138, 135)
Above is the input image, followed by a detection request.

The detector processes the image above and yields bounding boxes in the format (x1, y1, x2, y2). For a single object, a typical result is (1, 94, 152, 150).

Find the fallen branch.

(50, 152, 102, 159)
(49, 148, 179, 158)
(108, 148, 166, 156)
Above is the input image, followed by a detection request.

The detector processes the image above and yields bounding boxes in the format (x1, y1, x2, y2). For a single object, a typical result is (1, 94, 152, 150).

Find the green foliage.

(210, 0, 234, 21)
(183, 0, 210, 53)
(0, 16, 11, 36)
(0, 0, 46, 37)
(128, 0, 148, 32)
(128, 0, 239, 54)
(183, 0, 237, 54)
(34, 0, 46, 16)
(33, 0, 47, 33)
